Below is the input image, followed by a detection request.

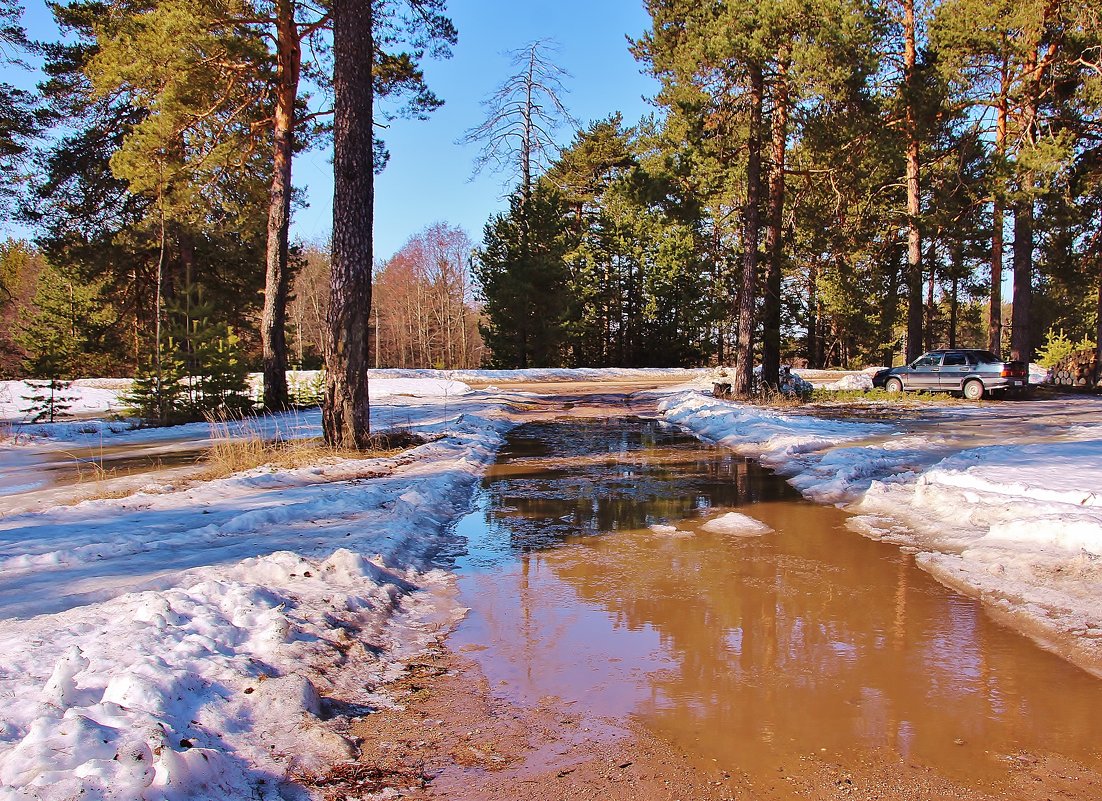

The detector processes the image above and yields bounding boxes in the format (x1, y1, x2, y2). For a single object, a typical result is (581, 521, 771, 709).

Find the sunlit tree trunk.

(903, 0, 924, 363)
(1095, 235, 1102, 383)
(1011, 188, 1034, 362)
(762, 47, 790, 388)
(324, 0, 374, 448)
(261, 0, 302, 412)
(734, 63, 764, 398)
(988, 58, 1009, 357)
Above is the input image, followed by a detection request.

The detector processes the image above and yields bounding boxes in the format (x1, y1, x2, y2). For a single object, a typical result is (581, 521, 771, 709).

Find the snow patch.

(700, 512, 773, 537)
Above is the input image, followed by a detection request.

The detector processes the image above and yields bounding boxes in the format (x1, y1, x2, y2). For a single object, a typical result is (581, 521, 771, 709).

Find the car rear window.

(943, 352, 968, 366)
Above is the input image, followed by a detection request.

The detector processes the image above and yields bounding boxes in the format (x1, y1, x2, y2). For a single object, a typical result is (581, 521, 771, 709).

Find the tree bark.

(1096, 232, 1102, 383)
(762, 49, 790, 388)
(324, 0, 374, 448)
(903, 0, 924, 363)
(988, 62, 1009, 357)
(1011, 189, 1033, 362)
(807, 260, 818, 368)
(924, 240, 936, 352)
(949, 242, 961, 349)
(262, 0, 302, 412)
(880, 256, 900, 367)
(733, 63, 764, 398)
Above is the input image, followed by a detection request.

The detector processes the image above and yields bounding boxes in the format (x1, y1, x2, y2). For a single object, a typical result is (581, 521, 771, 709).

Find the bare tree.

(287, 241, 331, 365)
(459, 39, 576, 199)
(372, 223, 482, 369)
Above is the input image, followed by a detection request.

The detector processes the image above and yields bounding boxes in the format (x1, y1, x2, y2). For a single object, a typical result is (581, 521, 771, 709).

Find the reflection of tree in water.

(460, 416, 1102, 784)
(542, 509, 1102, 777)
(482, 418, 799, 551)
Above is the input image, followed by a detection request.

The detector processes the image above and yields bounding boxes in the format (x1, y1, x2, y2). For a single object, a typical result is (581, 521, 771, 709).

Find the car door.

(905, 353, 943, 389)
(939, 351, 975, 391)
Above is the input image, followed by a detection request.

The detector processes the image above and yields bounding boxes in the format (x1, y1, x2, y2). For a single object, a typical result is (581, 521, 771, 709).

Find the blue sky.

(9, 0, 660, 259)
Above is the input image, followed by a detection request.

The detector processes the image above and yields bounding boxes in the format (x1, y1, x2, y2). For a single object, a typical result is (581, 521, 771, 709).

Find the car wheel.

(963, 379, 985, 400)
(885, 377, 903, 394)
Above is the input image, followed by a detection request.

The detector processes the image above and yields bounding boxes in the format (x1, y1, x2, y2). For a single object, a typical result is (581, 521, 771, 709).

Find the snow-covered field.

(0, 376, 472, 423)
(658, 390, 1102, 675)
(0, 383, 520, 800)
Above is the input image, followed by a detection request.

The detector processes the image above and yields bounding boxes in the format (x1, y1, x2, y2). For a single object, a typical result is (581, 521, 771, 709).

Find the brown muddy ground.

(331, 640, 1100, 801)
(308, 382, 1102, 800)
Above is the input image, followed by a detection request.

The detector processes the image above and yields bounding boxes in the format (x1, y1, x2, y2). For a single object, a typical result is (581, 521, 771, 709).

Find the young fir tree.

(474, 187, 573, 368)
(125, 284, 251, 424)
(16, 265, 112, 422)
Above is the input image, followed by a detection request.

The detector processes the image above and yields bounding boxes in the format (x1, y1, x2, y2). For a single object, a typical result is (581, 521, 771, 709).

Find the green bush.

(1035, 328, 1095, 369)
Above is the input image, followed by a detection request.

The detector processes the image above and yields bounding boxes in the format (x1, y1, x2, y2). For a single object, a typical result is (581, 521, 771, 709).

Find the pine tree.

(324, 0, 456, 449)
(0, 1, 39, 217)
(30, 1, 270, 376)
(474, 187, 573, 368)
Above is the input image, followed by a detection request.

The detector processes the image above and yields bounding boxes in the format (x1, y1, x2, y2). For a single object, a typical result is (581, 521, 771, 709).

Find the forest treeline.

(476, 0, 1102, 394)
(0, 0, 1100, 402)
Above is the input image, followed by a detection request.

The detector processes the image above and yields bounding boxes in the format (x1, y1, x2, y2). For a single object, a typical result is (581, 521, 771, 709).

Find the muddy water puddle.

(449, 417, 1102, 789)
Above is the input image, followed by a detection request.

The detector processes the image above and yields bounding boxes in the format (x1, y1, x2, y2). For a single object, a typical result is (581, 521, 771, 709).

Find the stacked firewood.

(1049, 348, 1100, 387)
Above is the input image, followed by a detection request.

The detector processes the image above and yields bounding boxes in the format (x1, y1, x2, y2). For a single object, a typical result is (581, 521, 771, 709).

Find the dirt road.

(324, 385, 1102, 801)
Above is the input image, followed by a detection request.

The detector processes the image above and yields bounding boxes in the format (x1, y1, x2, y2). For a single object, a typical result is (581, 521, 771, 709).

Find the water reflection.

(455, 419, 797, 563)
(452, 418, 1102, 785)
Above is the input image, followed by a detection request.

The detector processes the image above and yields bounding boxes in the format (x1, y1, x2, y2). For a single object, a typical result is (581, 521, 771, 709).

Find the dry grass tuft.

(198, 417, 430, 481)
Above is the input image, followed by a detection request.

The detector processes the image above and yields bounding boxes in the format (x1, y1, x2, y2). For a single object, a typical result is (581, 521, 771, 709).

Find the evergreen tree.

(15, 263, 114, 421)
(28, 1, 269, 376)
(0, 1, 39, 218)
(474, 187, 573, 368)
(123, 284, 251, 424)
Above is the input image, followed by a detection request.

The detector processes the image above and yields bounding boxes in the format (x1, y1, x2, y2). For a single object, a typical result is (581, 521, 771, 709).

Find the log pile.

(1050, 348, 1099, 387)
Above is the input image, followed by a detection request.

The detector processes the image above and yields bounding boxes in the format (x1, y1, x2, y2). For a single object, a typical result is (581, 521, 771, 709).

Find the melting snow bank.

(0, 401, 515, 799)
(659, 391, 1102, 676)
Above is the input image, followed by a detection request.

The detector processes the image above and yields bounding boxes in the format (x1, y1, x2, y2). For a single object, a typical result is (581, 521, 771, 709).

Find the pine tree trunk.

(879, 252, 902, 366)
(988, 72, 1008, 357)
(762, 49, 790, 388)
(324, 0, 374, 448)
(733, 63, 764, 398)
(807, 260, 818, 368)
(924, 240, 936, 352)
(989, 198, 1004, 355)
(1011, 190, 1033, 362)
(262, 0, 301, 412)
(903, 0, 923, 363)
(1010, 33, 1045, 364)
(950, 243, 961, 349)
(1096, 234, 1102, 383)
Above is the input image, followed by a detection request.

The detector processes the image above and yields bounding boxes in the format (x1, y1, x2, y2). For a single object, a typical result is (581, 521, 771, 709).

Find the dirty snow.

(0, 386, 518, 801)
(659, 390, 1102, 675)
(820, 372, 877, 391)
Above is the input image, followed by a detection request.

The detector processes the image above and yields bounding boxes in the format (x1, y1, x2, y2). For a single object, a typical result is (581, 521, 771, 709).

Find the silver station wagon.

(872, 349, 1029, 400)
